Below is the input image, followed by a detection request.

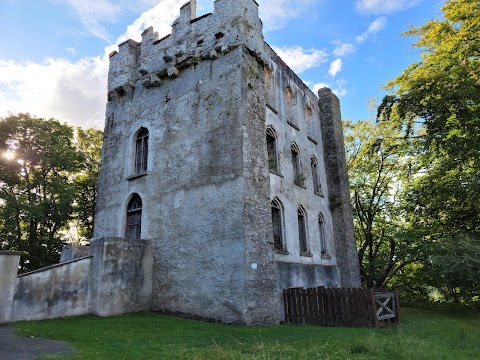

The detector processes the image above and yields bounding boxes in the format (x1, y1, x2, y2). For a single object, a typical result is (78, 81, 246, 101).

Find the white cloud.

(258, 0, 323, 31)
(0, 0, 186, 129)
(368, 17, 388, 33)
(313, 82, 330, 94)
(0, 57, 108, 129)
(66, 47, 77, 55)
(61, 0, 120, 41)
(0, 0, 329, 130)
(328, 58, 342, 77)
(61, 0, 323, 39)
(333, 42, 356, 57)
(117, 0, 184, 43)
(57, 0, 182, 42)
(332, 79, 347, 97)
(312, 79, 347, 97)
(356, 17, 387, 43)
(356, 0, 424, 15)
(272, 46, 327, 74)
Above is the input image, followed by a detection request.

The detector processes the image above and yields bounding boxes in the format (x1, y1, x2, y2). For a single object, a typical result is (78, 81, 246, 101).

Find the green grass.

(14, 308, 480, 360)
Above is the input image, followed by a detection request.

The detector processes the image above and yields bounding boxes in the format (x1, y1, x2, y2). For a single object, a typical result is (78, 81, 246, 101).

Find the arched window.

(318, 213, 327, 256)
(134, 127, 149, 174)
(126, 194, 142, 239)
(266, 126, 279, 173)
(291, 143, 303, 185)
(271, 197, 285, 251)
(311, 156, 322, 194)
(298, 206, 308, 254)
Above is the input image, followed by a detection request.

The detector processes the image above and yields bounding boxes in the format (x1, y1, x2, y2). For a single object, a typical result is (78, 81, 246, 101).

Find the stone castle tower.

(93, 0, 361, 324)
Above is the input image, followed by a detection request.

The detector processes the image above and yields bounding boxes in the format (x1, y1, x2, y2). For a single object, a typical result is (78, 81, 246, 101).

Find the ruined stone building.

(0, 0, 361, 326)
(91, 0, 361, 324)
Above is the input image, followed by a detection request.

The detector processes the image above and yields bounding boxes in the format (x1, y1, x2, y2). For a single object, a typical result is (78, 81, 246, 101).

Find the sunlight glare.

(2, 151, 15, 161)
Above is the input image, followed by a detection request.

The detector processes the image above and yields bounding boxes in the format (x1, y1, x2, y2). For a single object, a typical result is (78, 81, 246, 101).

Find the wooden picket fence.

(283, 287, 400, 327)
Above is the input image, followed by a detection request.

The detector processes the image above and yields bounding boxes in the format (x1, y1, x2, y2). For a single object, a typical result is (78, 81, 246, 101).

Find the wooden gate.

(283, 287, 400, 327)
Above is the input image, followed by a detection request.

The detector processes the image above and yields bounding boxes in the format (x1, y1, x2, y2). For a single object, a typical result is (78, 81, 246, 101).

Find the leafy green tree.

(0, 114, 80, 271)
(428, 232, 480, 304)
(73, 127, 103, 241)
(378, 0, 480, 305)
(344, 118, 423, 288)
(380, 0, 480, 159)
(379, 0, 480, 232)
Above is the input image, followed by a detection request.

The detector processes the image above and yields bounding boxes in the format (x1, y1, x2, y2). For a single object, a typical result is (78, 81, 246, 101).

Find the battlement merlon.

(107, 0, 264, 92)
(173, 0, 197, 26)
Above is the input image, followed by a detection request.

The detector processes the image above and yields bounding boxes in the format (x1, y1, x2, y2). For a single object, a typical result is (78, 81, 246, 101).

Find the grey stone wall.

(12, 257, 92, 322)
(0, 252, 21, 324)
(149, 48, 277, 324)
(275, 262, 341, 289)
(60, 245, 90, 262)
(318, 88, 361, 288)
(94, 0, 282, 324)
(264, 46, 338, 266)
(92, 0, 361, 324)
(242, 52, 279, 324)
(90, 237, 153, 317)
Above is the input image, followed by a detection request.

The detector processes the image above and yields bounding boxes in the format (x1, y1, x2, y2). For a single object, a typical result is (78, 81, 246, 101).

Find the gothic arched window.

(134, 127, 149, 174)
(126, 194, 142, 239)
(271, 197, 285, 251)
(311, 156, 322, 194)
(298, 206, 308, 255)
(266, 126, 279, 173)
(291, 143, 303, 186)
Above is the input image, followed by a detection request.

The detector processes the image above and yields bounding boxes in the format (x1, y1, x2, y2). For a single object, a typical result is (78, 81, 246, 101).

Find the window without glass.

(271, 198, 285, 251)
(126, 194, 142, 239)
(311, 156, 322, 194)
(134, 127, 149, 174)
(291, 143, 302, 185)
(298, 206, 308, 254)
(266, 127, 279, 173)
(319, 213, 327, 256)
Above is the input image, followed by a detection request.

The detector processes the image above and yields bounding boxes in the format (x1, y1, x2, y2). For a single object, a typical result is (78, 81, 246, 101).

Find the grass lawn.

(13, 308, 480, 360)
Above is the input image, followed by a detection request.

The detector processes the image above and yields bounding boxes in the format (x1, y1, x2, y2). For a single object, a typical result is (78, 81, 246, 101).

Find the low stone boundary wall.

(90, 237, 153, 316)
(0, 237, 153, 324)
(13, 257, 92, 322)
(0, 251, 22, 324)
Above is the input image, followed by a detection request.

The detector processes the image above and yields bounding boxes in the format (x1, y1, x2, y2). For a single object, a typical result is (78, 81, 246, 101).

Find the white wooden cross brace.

(375, 294, 395, 319)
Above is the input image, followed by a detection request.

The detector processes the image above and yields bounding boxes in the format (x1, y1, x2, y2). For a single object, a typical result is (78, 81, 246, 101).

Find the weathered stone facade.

(93, 0, 361, 324)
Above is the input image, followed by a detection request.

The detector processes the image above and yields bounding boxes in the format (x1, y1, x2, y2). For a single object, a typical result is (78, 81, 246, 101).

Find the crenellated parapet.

(107, 0, 264, 99)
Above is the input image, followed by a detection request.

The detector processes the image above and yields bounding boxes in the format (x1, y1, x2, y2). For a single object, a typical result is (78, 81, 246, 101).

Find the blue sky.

(0, 0, 444, 129)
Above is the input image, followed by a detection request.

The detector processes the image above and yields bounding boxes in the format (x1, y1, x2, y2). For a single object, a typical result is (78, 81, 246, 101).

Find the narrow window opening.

(126, 194, 142, 239)
(311, 156, 322, 194)
(134, 127, 149, 174)
(266, 127, 279, 173)
(291, 143, 303, 186)
(319, 214, 328, 256)
(271, 198, 285, 251)
(298, 206, 308, 255)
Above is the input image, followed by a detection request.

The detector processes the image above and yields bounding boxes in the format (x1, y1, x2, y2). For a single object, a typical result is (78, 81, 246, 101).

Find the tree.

(344, 118, 424, 288)
(380, 0, 480, 160)
(0, 114, 81, 271)
(378, 0, 480, 305)
(379, 0, 480, 232)
(73, 127, 103, 241)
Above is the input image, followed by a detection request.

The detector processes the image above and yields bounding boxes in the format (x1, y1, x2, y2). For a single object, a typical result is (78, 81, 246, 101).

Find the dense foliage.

(0, 114, 102, 271)
(353, 0, 480, 307)
(344, 119, 424, 288)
